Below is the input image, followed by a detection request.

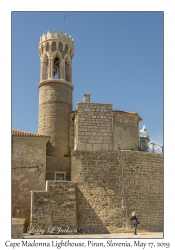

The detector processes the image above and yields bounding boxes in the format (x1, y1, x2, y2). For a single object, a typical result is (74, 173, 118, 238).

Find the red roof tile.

(12, 129, 49, 137)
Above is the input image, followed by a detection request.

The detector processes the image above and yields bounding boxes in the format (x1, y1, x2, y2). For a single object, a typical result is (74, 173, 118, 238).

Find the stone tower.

(38, 31, 74, 180)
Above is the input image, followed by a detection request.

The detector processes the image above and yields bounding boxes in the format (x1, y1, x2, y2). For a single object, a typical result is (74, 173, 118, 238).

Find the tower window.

(53, 57, 60, 79)
(52, 42, 56, 52)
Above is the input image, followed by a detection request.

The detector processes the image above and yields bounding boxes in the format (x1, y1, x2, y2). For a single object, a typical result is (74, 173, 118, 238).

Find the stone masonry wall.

(38, 82, 72, 180)
(113, 113, 139, 150)
(12, 137, 48, 227)
(31, 181, 77, 233)
(75, 103, 113, 151)
(12, 218, 25, 238)
(71, 150, 163, 233)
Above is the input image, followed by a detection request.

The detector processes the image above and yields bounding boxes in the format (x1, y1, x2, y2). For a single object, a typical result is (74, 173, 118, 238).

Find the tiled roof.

(12, 129, 49, 137)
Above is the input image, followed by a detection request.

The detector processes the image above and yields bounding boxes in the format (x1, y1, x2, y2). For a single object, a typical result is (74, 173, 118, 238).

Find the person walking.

(130, 211, 140, 235)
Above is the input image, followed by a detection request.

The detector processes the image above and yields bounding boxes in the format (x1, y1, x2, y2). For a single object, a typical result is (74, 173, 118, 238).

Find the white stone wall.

(75, 102, 113, 151)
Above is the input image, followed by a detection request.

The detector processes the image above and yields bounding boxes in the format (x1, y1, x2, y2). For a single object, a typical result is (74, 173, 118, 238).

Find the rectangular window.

(55, 172, 66, 181)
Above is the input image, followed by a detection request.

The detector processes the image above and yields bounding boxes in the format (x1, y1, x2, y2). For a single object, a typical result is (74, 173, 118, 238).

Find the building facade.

(12, 31, 163, 236)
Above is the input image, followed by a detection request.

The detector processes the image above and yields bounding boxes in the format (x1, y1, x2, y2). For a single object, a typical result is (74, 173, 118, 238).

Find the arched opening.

(52, 50, 62, 79)
(46, 43, 49, 51)
(64, 54, 71, 82)
(52, 42, 56, 52)
(58, 42, 63, 54)
(53, 57, 60, 79)
(64, 44, 69, 54)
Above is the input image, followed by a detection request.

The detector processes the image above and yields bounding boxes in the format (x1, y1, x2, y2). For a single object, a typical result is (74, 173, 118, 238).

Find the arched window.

(52, 42, 56, 52)
(46, 43, 49, 51)
(58, 42, 63, 53)
(53, 57, 60, 79)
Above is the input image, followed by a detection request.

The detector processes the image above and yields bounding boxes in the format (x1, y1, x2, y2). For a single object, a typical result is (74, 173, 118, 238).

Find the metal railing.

(140, 142, 163, 154)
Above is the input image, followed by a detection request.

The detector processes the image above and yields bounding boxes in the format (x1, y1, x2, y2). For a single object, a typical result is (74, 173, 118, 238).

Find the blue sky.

(12, 11, 163, 146)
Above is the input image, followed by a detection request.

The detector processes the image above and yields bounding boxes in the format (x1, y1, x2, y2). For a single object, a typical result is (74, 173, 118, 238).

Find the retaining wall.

(71, 150, 163, 233)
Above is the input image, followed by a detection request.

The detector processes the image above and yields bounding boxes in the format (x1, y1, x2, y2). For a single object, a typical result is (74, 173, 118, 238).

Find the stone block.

(102, 144, 109, 150)
(88, 139, 96, 143)
(96, 140, 102, 143)
(86, 144, 92, 151)
(85, 132, 92, 135)
(78, 118, 85, 120)
(93, 144, 102, 150)
(77, 143, 86, 151)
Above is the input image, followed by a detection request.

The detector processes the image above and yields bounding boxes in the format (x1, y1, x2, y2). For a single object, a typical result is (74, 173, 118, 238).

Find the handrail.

(140, 142, 163, 154)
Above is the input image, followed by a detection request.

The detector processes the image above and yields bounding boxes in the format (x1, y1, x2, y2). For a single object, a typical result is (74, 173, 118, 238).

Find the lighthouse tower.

(38, 31, 74, 180)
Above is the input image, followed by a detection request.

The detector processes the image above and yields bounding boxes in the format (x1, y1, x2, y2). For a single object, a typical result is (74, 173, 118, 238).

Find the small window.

(55, 172, 66, 181)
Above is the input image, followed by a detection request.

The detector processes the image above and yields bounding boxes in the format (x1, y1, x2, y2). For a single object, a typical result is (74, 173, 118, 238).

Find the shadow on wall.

(76, 183, 133, 234)
(46, 141, 55, 156)
(76, 184, 110, 234)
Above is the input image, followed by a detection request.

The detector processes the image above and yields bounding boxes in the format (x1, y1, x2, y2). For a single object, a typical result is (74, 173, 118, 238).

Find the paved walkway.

(23, 232, 163, 239)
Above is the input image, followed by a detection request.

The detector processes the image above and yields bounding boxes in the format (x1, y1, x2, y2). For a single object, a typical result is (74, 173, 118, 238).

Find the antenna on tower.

(62, 15, 65, 33)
